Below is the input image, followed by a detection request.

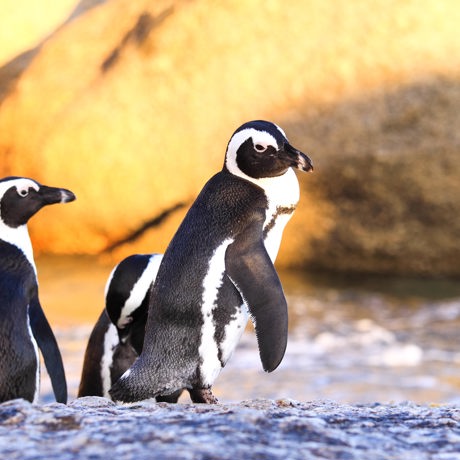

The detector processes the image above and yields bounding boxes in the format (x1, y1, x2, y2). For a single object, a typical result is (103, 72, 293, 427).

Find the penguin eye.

(17, 188, 29, 197)
(254, 144, 267, 153)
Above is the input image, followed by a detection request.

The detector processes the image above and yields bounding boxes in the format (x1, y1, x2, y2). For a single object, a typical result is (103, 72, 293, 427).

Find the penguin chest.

(263, 204, 296, 262)
(261, 168, 300, 262)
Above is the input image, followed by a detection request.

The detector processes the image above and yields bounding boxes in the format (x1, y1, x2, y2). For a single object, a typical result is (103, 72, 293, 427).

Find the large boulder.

(0, 0, 459, 276)
(0, 0, 78, 66)
(283, 78, 460, 277)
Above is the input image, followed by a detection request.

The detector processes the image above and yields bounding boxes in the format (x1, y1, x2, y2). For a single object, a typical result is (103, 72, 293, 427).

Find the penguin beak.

(39, 185, 76, 205)
(284, 143, 313, 172)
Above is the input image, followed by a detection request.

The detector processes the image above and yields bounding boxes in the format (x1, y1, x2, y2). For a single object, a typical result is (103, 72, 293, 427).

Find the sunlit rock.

(0, 0, 459, 276)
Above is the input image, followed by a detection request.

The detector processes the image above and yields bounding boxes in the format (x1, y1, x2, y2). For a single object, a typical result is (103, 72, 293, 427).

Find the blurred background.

(0, 0, 459, 404)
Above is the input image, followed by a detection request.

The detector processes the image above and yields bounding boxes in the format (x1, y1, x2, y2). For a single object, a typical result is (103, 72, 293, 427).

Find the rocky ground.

(0, 397, 458, 459)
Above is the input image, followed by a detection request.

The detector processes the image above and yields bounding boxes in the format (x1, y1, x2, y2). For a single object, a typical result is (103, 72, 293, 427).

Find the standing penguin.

(78, 253, 183, 401)
(110, 120, 313, 403)
(0, 176, 75, 403)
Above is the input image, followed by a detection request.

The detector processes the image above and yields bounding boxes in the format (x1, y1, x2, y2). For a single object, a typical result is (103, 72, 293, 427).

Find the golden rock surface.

(0, 0, 459, 276)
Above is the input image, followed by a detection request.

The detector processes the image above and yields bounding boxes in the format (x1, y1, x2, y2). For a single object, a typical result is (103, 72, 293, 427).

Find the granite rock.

(0, 397, 459, 460)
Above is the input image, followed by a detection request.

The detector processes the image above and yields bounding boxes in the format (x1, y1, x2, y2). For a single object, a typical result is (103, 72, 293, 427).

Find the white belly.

(198, 238, 234, 386)
(219, 303, 249, 366)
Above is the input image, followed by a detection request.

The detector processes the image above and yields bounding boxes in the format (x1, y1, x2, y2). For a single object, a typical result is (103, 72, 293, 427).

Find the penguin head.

(0, 176, 76, 228)
(224, 120, 313, 180)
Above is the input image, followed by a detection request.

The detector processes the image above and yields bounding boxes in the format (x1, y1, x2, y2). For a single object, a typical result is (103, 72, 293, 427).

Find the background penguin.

(0, 176, 75, 403)
(109, 120, 313, 404)
(79, 253, 182, 402)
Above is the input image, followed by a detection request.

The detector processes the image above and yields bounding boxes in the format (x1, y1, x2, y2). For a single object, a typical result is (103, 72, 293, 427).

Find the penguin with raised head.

(0, 176, 75, 403)
(110, 120, 313, 403)
(79, 253, 181, 402)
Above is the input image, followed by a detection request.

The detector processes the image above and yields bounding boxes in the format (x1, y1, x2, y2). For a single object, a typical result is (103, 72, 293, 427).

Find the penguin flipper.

(29, 297, 68, 403)
(225, 232, 288, 373)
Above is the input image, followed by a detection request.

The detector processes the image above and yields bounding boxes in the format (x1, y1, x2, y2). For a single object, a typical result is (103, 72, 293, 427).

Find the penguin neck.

(0, 222, 37, 274)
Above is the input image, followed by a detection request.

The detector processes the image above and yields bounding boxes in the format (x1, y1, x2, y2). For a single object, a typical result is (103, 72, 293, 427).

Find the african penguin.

(0, 176, 75, 403)
(109, 120, 313, 403)
(78, 253, 182, 402)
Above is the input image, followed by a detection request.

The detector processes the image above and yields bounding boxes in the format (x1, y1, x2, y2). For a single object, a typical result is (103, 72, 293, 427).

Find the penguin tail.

(109, 366, 162, 403)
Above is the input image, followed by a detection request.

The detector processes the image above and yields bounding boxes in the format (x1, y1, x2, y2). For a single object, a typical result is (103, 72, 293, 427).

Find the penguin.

(0, 176, 75, 403)
(78, 253, 183, 402)
(109, 120, 313, 404)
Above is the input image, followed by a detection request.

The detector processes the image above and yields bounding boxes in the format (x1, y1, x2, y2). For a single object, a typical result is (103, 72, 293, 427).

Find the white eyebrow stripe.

(0, 178, 39, 199)
(227, 128, 279, 157)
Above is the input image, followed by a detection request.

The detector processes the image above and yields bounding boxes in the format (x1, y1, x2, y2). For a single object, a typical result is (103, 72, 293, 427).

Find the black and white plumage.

(109, 120, 313, 403)
(79, 253, 182, 402)
(0, 176, 75, 403)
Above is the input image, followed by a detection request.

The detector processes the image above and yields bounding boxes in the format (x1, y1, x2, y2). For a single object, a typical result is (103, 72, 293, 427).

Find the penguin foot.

(188, 388, 218, 404)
